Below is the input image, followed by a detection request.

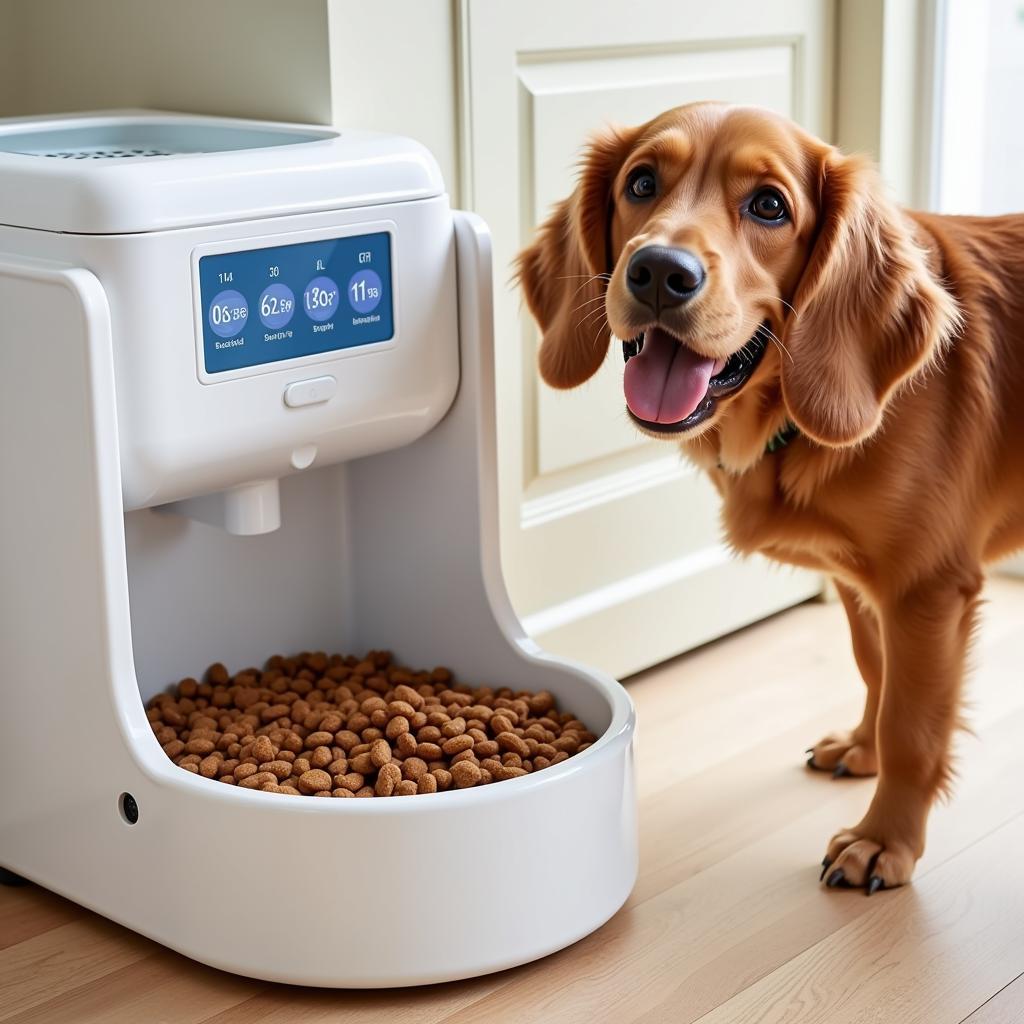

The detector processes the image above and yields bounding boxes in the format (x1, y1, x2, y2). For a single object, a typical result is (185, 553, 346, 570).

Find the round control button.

(347, 269, 383, 314)
(208, 289, 248, 339)
(303, 276, 340, 322)
(258, 283, 296, 329)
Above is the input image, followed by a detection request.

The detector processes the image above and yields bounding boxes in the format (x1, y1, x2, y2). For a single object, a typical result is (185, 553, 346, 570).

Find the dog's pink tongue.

(623, 328, 717, 424)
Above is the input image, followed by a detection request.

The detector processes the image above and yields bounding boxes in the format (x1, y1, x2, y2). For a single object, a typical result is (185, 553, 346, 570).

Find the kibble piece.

(349, 751, 375, 774)
(263, 760, 292, 781)
(252, 736, 275, 764)
(385, 716, 410, 740)
(375, 762, 402, 796)
(417, 772, 438, 794)
(369, 738, 392, 768)
(392, 684, 424, 710)
(240, 771, 277, 789)
(162, 739, 185, 758)
(334, 729, 361, 752)
(387, 700, 416, 720)
(207, 663, 229, 685)
(297, 769, 333, 794)
(489, 714, 515, 736)
(442, 734, 475, 757)
(336, 772, 364, 792)
(401, 757, 428, 782)
(395, 732, 418, 757)
(260, 704, 289, 723)
(395, 780, 418, 796)
(305, 730, 335, 750)
(497, 731, 529, 757)
(441, 718, 466, 739)
(451, 760, 482, 789)
(309, 746, 333, 769)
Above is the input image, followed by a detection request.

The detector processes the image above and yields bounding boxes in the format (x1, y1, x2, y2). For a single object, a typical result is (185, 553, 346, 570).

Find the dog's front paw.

(806, 729, 877, 778)
(820, 826, 920, 893)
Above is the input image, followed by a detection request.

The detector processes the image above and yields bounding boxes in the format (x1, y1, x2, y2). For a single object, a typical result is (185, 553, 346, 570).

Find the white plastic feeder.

(0, 111, 637, 987)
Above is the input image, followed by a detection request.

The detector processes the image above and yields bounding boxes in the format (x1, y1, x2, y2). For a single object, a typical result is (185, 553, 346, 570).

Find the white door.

(459, 0, 829, 677)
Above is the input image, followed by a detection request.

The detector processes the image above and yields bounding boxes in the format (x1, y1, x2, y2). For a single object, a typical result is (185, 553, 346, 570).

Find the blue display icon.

(198, 232, 393, 375)
(303, 276, 340, 322)
(258, 283, 296, 329)
(208, 289, 248, 338)
(348, 269, 383, 314)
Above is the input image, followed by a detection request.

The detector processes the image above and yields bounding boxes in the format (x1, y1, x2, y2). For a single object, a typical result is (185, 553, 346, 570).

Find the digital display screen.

(198, 231, 394, 374)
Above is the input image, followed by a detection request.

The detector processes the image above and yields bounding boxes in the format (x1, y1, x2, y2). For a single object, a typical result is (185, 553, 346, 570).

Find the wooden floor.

(3, 578, 1024, 1023)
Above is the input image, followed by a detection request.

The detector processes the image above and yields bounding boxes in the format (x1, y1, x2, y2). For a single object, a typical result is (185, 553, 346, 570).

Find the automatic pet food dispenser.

(0, 111, 637, 987)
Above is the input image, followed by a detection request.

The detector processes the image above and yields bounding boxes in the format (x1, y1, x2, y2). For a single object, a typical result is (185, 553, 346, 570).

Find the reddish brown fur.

(517, 102, 1024, 890)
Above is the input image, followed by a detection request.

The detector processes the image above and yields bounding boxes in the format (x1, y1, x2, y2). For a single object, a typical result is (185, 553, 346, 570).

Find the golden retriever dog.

(516, 102, 1024, 893)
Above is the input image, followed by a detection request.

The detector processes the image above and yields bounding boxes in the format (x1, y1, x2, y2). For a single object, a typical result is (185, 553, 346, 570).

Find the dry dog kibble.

(297, 769, 332, 794)
(375, 762, 402, 797)
(451, 760, 482, 789)
(147, 651, 595, 798)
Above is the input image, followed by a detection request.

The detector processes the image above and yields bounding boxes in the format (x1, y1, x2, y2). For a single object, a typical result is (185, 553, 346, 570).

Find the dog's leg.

(807, 581, 880, 777)
(821, 572, 981, 891)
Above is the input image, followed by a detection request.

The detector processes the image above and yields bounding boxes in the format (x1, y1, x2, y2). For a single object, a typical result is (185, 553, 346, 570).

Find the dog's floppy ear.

(516, 126, 638, 389)
(781, 150, 960, 446)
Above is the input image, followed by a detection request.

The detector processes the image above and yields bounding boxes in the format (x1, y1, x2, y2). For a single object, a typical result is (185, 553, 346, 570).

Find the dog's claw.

(832, 762, 851, 779)
(826, 867, 847, 888)
(820, 857, 832, 882)
(866, 875, 885, 896)
(806, 754, 817, 769)
(805, 747, 814, 754)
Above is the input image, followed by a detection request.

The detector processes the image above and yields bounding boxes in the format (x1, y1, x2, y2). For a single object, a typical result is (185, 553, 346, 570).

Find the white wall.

(0, 1, 26, 117)
(326, 0, 460, 200)
(0, 0, 333, 123)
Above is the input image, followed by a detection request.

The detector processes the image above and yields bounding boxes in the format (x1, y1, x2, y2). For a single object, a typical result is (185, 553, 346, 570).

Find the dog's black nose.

(626, 246, 705, 311)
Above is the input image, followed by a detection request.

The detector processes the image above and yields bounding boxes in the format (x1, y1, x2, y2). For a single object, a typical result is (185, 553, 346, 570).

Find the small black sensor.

(119, 792, 139, 825)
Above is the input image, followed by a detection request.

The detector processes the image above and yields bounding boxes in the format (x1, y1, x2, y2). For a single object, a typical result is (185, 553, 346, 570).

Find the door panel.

(461, 0, 831, 678)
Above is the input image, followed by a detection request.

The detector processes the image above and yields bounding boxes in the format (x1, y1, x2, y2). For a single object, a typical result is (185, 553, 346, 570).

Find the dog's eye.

(748, 187, 789, 223)
(626, 167, 657, 201)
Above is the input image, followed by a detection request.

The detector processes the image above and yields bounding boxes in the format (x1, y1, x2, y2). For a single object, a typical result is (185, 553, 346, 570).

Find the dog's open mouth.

(622, 322, 771, 434)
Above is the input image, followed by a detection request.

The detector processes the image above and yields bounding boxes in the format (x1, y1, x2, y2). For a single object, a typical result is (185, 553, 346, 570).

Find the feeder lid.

(0, 110, 445, 235)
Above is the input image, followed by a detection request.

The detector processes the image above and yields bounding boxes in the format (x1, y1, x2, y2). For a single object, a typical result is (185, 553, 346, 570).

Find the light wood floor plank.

(962, 972, 1024, 1024)
(0, 887, 80, 953)
(688, 811, 1024, 1024)
(0, 919, 151, 1021)
(3, 951, 253, 1024)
